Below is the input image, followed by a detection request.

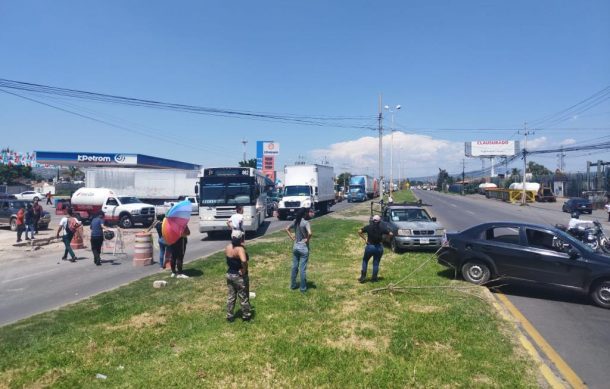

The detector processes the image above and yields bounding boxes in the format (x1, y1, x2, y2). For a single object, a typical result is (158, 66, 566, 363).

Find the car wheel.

(119, 215, 133, 229)
(590, 280, 610, 309)
(10, 217, 17, 231)
(390, 238, 401, 253)
(461, 261, 491, 285)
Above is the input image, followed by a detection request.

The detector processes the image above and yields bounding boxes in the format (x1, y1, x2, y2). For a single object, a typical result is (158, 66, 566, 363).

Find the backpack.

(67, 217, 80, 233)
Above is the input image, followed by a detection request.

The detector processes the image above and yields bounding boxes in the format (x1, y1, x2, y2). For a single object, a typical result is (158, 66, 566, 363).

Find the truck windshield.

(349, 186, 363, 193)
(118, 197, 143, 204)
(200, 176, 254, 206)
(284, 186, 311, 196)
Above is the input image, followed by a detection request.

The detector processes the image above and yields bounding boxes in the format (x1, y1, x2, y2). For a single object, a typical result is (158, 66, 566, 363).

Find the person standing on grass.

(285, 207, 314, 292)
(56, 208, 80, 262)
(225, 230, 251, 322)
(90, 211, 108, 266)
(32, 198, 43, 235)
(170, 225, 190, 278)
(155, 214, 167, 269)
(15, 205, 25, 243)
(24, 204, 34, 241)
(357, 215, 393, 283)
(227, 205, 244, 238)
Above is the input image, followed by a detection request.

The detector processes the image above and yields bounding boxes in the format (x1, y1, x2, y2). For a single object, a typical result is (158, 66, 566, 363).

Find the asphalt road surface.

(414, 189, 610, 389)
(0, 200, 355, 327)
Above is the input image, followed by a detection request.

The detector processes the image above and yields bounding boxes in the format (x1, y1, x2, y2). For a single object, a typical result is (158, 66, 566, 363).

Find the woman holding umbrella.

(162, 200, 193, 279)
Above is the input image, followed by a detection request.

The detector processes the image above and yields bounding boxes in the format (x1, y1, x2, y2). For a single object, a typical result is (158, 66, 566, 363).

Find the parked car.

(14, 191, 46, 201)
(378, 203, 445, 252)
(163, 196, 199, 215)
(0, 199, 51, 231)
(562, 197, 593, 214)
(437, 222, 610, 309)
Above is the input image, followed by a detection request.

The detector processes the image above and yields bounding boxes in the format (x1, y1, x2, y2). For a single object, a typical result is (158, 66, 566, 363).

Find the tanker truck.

(71, 187, 156, 228)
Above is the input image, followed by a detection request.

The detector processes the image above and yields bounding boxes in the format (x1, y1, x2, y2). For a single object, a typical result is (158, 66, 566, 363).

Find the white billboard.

(263, 142, 280, 155)
(465, 140, 519, 157)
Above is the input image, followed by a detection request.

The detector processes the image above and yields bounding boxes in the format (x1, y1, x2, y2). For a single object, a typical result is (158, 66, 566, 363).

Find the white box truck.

(71, 187, 156, 228)
(277, 164, 335, 220)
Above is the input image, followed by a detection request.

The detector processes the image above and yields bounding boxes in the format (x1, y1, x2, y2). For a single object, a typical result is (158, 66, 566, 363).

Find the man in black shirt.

(358, 215, 393, 283)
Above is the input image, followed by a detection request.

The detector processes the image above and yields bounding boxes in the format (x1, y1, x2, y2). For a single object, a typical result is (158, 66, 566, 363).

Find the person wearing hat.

(357, 214, 393, 283)
(224, 230, 252, 322)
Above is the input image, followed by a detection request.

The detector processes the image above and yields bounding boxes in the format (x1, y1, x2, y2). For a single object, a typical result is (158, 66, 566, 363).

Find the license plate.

(420, 238, 430, 244)
(147, 217, 153, 221)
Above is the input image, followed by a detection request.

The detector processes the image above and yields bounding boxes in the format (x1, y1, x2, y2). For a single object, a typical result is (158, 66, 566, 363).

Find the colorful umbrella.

(162, 200, 192, 245)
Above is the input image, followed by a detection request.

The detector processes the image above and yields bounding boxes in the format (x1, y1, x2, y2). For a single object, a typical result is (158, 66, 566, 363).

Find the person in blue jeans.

(358, 214, 393, 283)
(285, 208, 314, 292)
(24, 204, 35, 240)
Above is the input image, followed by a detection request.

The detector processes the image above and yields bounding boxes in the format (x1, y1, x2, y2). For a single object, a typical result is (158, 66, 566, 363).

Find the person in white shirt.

(568, 212, 593, 231)
(227, 205, 244, 238)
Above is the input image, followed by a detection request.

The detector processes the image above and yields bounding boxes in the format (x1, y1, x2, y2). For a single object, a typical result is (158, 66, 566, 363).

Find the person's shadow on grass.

(183, 269, 203, 278)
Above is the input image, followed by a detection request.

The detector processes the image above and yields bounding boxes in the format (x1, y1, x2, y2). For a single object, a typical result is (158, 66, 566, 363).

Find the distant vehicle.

(161, 196, 199, 215)
(71, 187, 156, 228)
(0, 193, 17, 200)
(535, 187, 556, 202)
(14, 191, 45, 201)
(347, 175, 376, 202)
(198, 167, 269, 237)
(377, 202, 445, 252)
(0, 199, 51, 231)
(562, 198, 593, 214)
(437, 221, 610, 309)
(278, 164, 335, 220)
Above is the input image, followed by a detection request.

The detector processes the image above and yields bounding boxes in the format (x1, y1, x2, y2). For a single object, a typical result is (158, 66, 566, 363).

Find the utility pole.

(241, 138, 248, 162)
(557, 146, 566, 172)
(378, 94, 383, 195)
(520, 122, 534, 205)
(462, 159, 466, 196)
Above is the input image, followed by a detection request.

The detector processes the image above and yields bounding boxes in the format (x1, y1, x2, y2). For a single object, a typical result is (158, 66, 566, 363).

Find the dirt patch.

(103, 309, 168, 330)
(407, 304, 446, 314)
(29, 368, 63, 389)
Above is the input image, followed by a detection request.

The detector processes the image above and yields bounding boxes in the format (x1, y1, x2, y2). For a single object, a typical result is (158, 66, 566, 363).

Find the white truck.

(159, 195, 199, 215)
(277, 164, 335, 220)
(85, 167, 199, 204)
(71, 187, 156, 228)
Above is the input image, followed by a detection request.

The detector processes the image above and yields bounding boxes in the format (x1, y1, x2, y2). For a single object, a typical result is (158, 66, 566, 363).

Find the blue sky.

(1, 0, 609, 178)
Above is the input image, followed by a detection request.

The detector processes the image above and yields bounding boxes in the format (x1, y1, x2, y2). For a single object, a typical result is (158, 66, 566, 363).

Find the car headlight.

(130, 209, 140, 215)
(435, 229, 445, 235)
(397, 229, 412, 236)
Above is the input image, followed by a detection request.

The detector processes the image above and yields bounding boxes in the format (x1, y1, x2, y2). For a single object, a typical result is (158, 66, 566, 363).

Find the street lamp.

(384, 104, 401, 196)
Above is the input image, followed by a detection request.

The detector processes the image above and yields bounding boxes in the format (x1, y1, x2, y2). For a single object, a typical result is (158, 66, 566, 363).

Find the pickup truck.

(158, 196, 199, 215)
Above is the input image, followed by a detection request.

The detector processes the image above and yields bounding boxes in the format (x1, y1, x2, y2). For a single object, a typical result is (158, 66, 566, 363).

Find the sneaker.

(371, 276, 378, 282)
(243, 315, 252, 322)
(177, 274, 189, 279)
(69, 258, 76, 263)
(226, 316, 235, 323)
(171, 273, 177, 278)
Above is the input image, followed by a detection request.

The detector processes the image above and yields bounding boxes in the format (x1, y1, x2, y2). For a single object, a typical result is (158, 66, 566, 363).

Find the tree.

(527, 161, 552, 176)
(436, 168, 454, 192)
(0, 164, 34, 184)
(510, 168, 521, 180)
(238, 158, 257, 168)
(66, 166, 83, 180)
(336, 172, 351, 189)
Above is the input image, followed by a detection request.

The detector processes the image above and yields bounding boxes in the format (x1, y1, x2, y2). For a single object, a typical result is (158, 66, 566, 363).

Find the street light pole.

(384, 104, 401, 196)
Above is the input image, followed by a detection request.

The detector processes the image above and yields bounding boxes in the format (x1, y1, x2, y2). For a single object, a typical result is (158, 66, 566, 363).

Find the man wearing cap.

(357, 214, 393, 283)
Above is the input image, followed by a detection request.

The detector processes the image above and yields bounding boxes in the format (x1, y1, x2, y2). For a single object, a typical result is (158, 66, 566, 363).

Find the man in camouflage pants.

(225, 231, 252, 322)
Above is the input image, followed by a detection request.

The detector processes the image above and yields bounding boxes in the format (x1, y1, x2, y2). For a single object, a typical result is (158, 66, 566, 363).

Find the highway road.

(0, 200, 355, 327)
(415, 189, 610, 389)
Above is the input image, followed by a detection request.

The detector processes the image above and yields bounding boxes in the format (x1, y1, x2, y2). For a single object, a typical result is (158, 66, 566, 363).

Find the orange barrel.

(133, 232, 153, 266)
(70, 227, 85, 250)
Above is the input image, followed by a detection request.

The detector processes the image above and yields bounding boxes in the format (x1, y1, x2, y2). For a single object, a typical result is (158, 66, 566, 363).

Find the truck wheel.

(119, 214, 133, 229)
(391, 238, 401, 253)
(10, 217, 17, 231)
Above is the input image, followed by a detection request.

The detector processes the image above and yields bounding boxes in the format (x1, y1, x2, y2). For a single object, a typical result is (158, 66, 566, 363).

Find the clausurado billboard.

(465, 140, 520, 157)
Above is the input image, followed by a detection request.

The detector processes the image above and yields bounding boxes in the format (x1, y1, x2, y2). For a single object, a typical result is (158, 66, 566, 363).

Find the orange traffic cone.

(70, 227, 85, 250)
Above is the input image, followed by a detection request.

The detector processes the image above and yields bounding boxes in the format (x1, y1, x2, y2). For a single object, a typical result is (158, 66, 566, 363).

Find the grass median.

(0, 193, 537, 388)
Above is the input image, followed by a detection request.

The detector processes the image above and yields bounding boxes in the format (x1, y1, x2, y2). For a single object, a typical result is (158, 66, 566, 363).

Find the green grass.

(0, 196, 537, 388)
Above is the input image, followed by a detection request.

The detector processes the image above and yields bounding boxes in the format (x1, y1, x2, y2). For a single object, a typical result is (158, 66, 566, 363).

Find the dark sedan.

(562, 197, 593, 214)
(437, 222, 610, 309)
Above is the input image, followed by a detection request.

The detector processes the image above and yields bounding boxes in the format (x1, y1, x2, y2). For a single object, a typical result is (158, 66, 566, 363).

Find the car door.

(102, 197, 119, 224)
(470, 226, 530, 277)
(522, 227, 591, 287)
(0, 201, 10, 224)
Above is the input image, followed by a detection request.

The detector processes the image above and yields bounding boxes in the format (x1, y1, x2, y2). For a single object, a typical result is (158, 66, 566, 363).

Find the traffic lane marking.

(1, 267, 62, 284)
(495, 292, 586, 389)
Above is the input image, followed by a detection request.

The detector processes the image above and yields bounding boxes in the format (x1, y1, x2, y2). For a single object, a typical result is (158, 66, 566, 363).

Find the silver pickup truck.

(376, 202, 445, 253)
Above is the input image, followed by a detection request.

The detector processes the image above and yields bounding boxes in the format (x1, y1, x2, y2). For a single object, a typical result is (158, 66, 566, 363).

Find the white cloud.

(560, 138, 576, 146)
(525, 136, 548, 150)
(310, 131, 465, 178)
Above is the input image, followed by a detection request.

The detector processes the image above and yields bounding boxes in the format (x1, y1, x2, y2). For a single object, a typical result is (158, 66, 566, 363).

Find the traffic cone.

(70, 227, 85, 250)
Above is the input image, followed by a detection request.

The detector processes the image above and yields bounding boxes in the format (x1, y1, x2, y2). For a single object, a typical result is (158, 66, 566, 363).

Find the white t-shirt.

(568, 218, 593, 230)
(59, 216, 69, 236)
(229, 213, 244, 233)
